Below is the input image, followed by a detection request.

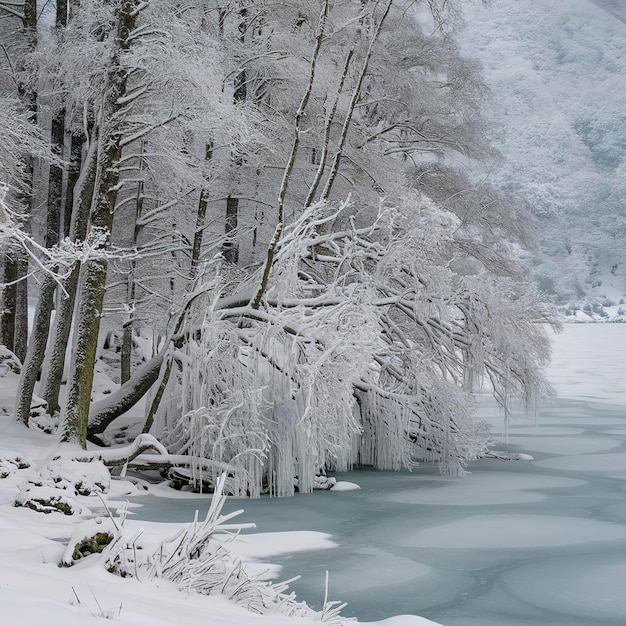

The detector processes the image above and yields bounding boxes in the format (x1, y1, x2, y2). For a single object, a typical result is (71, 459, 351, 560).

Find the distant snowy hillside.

(460, 0, 626, 311)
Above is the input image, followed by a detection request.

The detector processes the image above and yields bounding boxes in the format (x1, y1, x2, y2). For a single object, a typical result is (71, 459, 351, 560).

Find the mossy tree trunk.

(41, 136, 98, 415)
(15, 274, 56, 424)
(60, 0, 141, 448)
(15, 0, 74, 424)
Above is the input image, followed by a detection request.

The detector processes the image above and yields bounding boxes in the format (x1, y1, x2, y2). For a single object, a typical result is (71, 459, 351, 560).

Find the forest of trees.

(0, 0, 557, 497)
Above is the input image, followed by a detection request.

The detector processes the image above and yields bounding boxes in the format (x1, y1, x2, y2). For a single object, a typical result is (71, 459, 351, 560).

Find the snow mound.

(331, 481, 361, 492)
(14, 485, 89, 516)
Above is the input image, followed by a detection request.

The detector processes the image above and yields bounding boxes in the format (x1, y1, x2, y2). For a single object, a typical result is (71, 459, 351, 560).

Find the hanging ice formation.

(152, 198, 553, 497)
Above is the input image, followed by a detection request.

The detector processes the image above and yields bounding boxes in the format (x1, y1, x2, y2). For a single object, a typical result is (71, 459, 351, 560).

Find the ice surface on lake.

(379, 472, 586, 505)
(392, 514, 626, 549)
(603, 428, 626, 435)
(546, 324, 626, 405)
(501, 556, 626, 621)
(324, 548, 431, 593)
(536, 451, 626, 473)
(505, 426, 585, 435)
(132, 325, 626, 625)
(505, 435, 620, 454)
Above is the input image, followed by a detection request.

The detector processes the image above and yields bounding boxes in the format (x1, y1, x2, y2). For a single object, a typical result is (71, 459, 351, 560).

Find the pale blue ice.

(132, 325, 626, 625)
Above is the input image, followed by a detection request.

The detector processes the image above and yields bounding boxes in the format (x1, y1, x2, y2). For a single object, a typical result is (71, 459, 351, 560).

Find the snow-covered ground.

(0, 353, 439, 625)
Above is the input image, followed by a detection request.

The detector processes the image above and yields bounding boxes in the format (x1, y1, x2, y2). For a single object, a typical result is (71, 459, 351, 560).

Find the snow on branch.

(104, 192, 554, 495)
(55, 434, 168, 467)
(1, 185, 143, 290)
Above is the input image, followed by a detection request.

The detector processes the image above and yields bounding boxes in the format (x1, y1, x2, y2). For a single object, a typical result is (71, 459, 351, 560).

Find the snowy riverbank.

(2, 324, 623, 626)
(0, 363, 441, 626)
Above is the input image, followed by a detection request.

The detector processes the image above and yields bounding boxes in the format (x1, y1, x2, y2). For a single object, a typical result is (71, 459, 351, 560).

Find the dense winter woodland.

(0, 0, 571, 622)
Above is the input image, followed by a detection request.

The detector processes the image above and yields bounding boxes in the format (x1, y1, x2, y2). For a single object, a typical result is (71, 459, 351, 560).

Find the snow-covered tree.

(133, 0, 556, 495)
(5, 0, 557, 497)
(0, 0, 39, 362)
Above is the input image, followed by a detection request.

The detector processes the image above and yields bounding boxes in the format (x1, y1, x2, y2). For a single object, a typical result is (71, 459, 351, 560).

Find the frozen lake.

(132, 324, 626, 625)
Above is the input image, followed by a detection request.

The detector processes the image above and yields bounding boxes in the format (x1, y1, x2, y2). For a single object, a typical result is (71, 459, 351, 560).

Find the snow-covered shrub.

(61, 518, 119, 566)
(0, 453, 31, 478)
(14, 485, 88, 516)
(0, 346, 21, 376)
(103, 475, 353, 622)
(41, 458, 111, 495)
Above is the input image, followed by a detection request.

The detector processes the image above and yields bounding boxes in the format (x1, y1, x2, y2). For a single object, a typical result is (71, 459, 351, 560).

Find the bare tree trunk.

(62, 131, 83, 238)
(46, 11, 73, 239)
(0, 256, 17, 352)
(41, 133, 98, 415)
(319, 0, 393, 203)
(190, 140, 213, 277)
(14, 274, 56, 424)
(18, 15, 70, 419)
(9, 0, 38, 364)
(190, 190, 208, 277)
(62, 257, 110, 446)
(223, 196, 239, 264)
(13, 251, 28, 363)
(250, 0, 330, 309)
(140, 356, 171, 434)
(121, 143, 145, 384)
(305, 48, 354, 208)
(87, 353, 164, 439)
(56, 0, 68, 27)
(46, 112, 64, 248)
(41, 265, 79, 413)
(60, 0, 141, 448)
(120, 323, 132, 385)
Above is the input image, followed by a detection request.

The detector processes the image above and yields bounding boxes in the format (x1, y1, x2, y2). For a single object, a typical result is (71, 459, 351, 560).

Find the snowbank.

(0, 367, 441, 626)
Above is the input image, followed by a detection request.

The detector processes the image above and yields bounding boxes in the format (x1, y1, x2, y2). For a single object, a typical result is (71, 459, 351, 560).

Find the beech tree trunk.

(7, 0, 38, 364)
(46, 112, 64, 249)
(251, 0, 330, 309)
(190, 190, 208, 277)
(12, 255, 28, 363)
(41, 133, 98, 415)
(14, 274, 56, 424)
(87, 353, 164, 439)
(14, 0, 73, 425)
(223, 196, 239, 264)
(0, 256, 17, 353)
(190, 139, 212, 277)
(60, 0, 140, 448)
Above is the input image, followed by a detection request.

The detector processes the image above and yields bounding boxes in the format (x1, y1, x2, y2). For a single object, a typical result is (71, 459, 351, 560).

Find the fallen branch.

(127, 454, 234, 474)
(55, 434, 167, 467)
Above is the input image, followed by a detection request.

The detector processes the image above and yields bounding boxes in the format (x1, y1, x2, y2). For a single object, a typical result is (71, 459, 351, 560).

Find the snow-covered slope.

(460, 0, 626, 309)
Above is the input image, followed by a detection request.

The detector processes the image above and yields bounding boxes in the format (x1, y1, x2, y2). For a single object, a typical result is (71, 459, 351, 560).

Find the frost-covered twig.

(124, 474, 351, 621)
(0, 188, 144, 290)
